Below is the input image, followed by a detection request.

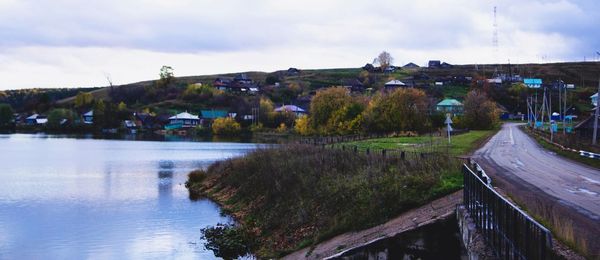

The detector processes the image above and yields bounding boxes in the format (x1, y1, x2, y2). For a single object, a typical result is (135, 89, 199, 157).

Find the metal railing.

(463, 162, 554, 260)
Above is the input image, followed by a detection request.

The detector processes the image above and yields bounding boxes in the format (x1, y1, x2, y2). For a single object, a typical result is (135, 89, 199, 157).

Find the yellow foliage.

(294, 115, 312, 135)
(276, 123, 287, 133)
(212, 117, 241, 136)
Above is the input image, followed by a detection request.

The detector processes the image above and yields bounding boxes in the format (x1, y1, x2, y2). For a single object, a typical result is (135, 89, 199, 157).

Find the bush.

(212, 117, 241, 136)
(201, 223, 253, 260)
(187, 170, 207, 183)
(294, 115, 312, 135)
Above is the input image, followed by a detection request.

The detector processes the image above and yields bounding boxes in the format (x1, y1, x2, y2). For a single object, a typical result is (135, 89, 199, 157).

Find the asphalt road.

(474, 122, 600, 220)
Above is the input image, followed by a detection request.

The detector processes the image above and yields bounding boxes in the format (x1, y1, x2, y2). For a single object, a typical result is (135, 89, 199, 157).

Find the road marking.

(566, 188, 599, 196)
(515, 159, 524, 167)
(509, 125, 515, 145)
(581, 176, 600, 185)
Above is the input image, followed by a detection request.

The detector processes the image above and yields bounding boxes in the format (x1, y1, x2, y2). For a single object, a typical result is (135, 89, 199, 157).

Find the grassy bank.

(522, 127, 600, 169)
(186, 145, 461, 258)
(343, 130, 497, 156)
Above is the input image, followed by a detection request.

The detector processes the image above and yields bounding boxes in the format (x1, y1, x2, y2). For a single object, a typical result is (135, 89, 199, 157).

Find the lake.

(0, 134, 257, 259)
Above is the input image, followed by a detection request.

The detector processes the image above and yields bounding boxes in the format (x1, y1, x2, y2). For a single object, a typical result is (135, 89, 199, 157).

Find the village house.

(200, 109, 228, 126)
(402, 62, 420, 68)
(428, 60, 441, 68)
(274, 105, 306, 116)
(83, 110, 93, 124)
(436, 99, 464, 115)
(167, 111, 199, 129)
(287, 68, 301, 76)
(340, 78, 365, 92)
(25, 114, 47, 125)
(384, 80, 407, 90)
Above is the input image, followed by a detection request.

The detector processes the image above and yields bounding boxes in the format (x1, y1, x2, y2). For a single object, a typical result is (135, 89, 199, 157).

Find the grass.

(442, 85, 469, 99)
(187, 144, 462, 258)
(344, 130, 497, 156)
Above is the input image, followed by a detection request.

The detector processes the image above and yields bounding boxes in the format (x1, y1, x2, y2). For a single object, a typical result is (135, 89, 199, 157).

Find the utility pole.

(563, 82, 567, 134)
(593, 77, 600, 145)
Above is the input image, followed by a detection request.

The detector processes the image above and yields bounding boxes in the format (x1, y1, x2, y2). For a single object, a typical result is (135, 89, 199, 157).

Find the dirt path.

(283, 191, 462, 260)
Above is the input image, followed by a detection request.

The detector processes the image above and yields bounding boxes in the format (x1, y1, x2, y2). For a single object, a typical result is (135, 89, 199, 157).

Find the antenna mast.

(492, 6, 499, 76)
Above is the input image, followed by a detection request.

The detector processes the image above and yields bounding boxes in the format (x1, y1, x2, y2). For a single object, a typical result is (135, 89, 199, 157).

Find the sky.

(0, 0, 599, 90)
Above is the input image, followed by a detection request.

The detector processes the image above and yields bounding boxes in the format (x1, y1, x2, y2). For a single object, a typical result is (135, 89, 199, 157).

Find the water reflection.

(158, 160, 175, 200)
(0, 134, 257, 259)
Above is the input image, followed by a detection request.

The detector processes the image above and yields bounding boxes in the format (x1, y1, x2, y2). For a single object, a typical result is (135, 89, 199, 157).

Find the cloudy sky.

(0, 0, 598, 90)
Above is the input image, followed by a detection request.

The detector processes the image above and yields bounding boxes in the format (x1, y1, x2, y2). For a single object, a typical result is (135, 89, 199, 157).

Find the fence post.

(401, 151, 405, 160)
(354, 146, 357, 153)
(382, 149, 386, 157)
(366, 148, 370, 155)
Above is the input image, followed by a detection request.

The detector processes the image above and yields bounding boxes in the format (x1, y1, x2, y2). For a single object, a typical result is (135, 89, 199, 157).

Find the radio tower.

(492, 6, 499, 75)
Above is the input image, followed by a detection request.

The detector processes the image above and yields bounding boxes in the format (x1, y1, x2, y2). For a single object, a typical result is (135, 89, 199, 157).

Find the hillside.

(2, 62, 599, 115)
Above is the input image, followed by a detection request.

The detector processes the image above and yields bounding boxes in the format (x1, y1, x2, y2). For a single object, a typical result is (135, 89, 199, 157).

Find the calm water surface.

(0, 134, 257, 259)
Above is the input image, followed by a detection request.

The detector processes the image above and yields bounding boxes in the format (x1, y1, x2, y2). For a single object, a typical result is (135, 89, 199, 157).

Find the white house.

(168, 112, 199, 128)
(384, 80, 407, 90)
(26, 114, 47, 125)
(274, 105, 306, 116)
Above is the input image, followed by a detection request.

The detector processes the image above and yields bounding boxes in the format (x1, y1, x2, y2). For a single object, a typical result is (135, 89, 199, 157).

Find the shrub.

(276, 123, 287, 133)
(294, 115, 312, 135)
(187, 170, 207, 183)
(212, 117, 241, 136)
(201, 223, 253, 260)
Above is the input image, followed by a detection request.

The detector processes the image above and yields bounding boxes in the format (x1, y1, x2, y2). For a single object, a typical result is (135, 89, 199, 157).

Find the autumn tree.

(117, 101, 127, 111)
(463, 90, 499, 130)
(212, 117, 241, 136)
(74, 92, 94, 109)
(307, 87, 365, 134)
(362, 88, 430, 133)
(374, 51, 393, 71)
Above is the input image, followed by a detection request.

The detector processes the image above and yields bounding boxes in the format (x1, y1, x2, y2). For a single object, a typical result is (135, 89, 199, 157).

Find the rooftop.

(169, 111, 199, 120)
(437, 99, 463, 106)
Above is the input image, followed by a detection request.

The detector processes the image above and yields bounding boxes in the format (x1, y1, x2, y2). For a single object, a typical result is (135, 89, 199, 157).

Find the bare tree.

(374, 51, 393, 71)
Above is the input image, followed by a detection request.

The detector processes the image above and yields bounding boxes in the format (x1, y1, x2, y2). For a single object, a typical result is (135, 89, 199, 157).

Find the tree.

(362, 88, 430, 133)
(306, 87, 365, 134)
(93, 99, 106, 129)
(117, 101, 127, 111)
(294, 115, 312, 135)
(374, 51, 393, 71)
(309, 87, 351, 129)
(74, 92, 94, 109)
(0, 103, 14, 128)
(463, 90, 499, 130)
(212, 117, 241, 136)
(159, 65, 174, 86)
(258, 98, 274, 126)
(47, 108, 76, 128)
